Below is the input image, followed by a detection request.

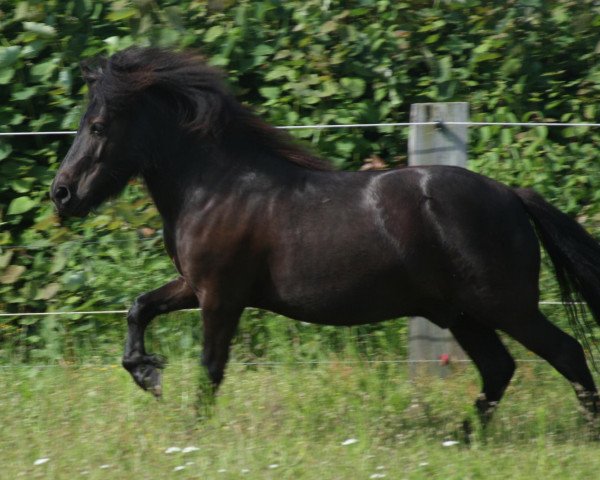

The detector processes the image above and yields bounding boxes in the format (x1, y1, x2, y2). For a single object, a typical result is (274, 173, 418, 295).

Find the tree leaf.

(31, 59, 57, 81)
(204, 25, 225, 43)
(253, 44, 274, 57)
(12, 87, 38, 101)
(0, 46, 21, 69)
(106, 9, 138, 22)
(265, 66, 298, 82)
(7, 196, 37, 215)
(0, 68, 15, 84)
(50, 250, 68, 275)
(23, 22, 57, 38)
(1, 265, 26, 284)
(340, 78, 366, 98)
(259, 86, 281, 100)
(35, 283, 60, 300)
(0, 251, 14, 269)
(0, 142, 13, 161)
(10, 178, 34, 193)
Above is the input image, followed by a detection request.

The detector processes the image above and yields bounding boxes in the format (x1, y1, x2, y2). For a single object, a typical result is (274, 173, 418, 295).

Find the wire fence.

(0, 301, 583, 368)
(1, 119, 600, 137)
(0, 301, 578, 318)
(0, 300, 574, 368)
(2, 117, 598, 368)
(0, 358, 548, 369)
(1, 117, 598, 252)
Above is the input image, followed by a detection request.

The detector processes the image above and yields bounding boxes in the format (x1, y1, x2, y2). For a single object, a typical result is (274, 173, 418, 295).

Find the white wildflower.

(268, 464, 279, 469)
(33, 458, 49, 466)
(165, 447, 182, 454)
(370, 474, 386, 479)
(182, 446, 200, 453)
(173, 466, 186, 472)
(341, 438, 358, 446)
(442, 440, 459, 447)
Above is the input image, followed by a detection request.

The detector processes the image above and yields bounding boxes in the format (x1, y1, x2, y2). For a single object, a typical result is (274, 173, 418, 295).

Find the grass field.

(2, 355, 600, 479)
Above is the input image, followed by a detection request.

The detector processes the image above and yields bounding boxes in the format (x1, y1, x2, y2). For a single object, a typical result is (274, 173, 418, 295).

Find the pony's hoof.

(123, 354, 166, 397)
(144, 366, 163, 398)
(462, 419, 473, 446)
(133, 363, 163, 398)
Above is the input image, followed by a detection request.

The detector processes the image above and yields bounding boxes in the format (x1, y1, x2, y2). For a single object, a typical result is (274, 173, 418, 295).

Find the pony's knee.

(128, 295, 150, 324)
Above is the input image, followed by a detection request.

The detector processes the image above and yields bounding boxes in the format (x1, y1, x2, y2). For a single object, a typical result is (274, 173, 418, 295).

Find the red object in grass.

(439, 353, 450, 366)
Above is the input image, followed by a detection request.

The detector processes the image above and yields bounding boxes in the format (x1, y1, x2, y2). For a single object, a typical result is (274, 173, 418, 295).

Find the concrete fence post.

(407, 102, 469, 377)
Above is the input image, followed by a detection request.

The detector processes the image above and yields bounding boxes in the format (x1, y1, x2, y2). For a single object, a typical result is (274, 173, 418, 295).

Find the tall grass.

(3, 301, 600, 477)
(1, 358, 599, 479)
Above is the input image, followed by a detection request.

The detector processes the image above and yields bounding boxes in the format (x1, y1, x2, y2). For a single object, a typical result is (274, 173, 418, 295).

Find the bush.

(0, 0, 598, 358)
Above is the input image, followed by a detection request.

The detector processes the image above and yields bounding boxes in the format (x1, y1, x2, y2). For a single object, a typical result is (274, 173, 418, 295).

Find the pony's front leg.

(122, 277, 198, 397)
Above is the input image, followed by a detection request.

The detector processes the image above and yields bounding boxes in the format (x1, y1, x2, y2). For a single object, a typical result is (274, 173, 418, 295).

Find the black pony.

(51, 47, 600, 427)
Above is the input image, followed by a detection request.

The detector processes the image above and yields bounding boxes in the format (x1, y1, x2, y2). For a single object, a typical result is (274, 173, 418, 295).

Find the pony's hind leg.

(450, 318, 516, 428)
(122, 276, 198, 397)
(501, 309, 599, 423)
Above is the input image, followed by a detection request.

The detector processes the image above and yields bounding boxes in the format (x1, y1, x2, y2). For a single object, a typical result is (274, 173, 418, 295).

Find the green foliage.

(0, 0, 599, 358)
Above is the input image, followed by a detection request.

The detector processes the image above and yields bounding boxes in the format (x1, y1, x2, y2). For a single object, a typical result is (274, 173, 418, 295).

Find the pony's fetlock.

(475, 393, 499, 426)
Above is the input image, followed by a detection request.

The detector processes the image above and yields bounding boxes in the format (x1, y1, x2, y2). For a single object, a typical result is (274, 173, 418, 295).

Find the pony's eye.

(90, 122, 106, 136)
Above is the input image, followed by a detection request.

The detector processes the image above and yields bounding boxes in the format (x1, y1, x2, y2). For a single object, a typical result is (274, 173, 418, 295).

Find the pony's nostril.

(54, 185, 72, 205)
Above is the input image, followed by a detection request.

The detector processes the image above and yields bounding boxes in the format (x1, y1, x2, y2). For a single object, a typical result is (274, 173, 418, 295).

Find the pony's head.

(51, 47, 331, 217)
(50, 47, 229, 217)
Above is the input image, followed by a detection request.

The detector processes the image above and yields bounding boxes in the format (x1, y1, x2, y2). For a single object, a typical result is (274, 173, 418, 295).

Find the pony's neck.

(139, 135, 212, 220)
(134, 96, 323, 223)
(139, 131, 311, 224)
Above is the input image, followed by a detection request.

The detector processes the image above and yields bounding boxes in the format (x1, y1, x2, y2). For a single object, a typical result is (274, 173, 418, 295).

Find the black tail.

(515, 188, 600, 365)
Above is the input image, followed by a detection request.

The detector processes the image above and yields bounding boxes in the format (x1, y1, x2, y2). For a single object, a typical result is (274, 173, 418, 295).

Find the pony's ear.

(80, 57, 107, 86)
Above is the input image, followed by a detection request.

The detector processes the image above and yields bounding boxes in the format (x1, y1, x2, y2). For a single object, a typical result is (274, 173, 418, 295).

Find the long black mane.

(85, 47, 332, 171)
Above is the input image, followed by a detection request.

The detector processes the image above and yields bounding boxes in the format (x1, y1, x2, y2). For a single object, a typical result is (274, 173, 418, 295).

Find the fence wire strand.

(1, 118, 598, 251)
(0, 301, 575, 318)
(0, 358, 547, 369)
(1, 119, 599, 137)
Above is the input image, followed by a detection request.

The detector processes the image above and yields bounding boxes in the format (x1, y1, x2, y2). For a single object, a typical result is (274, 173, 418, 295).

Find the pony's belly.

(255, 281, 419, 326)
